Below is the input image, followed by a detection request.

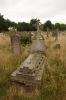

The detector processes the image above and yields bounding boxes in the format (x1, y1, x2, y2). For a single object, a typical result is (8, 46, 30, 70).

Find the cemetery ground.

(0, 32, 66, 100)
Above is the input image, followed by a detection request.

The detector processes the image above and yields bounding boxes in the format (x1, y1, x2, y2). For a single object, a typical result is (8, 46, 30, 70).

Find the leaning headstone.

(8, 27, 21, 55)
(46, 27, 49, 37)
(52, 29, 59, 41)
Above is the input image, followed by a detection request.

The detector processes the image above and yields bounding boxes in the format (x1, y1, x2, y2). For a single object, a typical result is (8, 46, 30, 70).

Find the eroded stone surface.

(9, 27, 21, 55)
(11, 53, 45, 86)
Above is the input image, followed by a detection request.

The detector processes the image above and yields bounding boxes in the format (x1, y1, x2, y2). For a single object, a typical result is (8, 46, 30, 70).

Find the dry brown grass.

(0, 33, 30, 100)
(42, 33, 66, 100)
(0, 32, 66, 100)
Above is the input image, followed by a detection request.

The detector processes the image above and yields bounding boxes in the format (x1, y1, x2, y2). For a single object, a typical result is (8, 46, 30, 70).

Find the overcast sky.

(0, 0, 66, 23)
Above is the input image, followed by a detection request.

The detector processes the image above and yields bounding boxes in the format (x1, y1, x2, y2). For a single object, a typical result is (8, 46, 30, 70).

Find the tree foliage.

(0, 14, 6, 32)
(30, 19, 38, 31)
(17, 22, 32, 31)
(0, 14, 17, 32)
(20, 32, 32, 45)
(0, 13, 66, 32)
(43, 20, 54, 31)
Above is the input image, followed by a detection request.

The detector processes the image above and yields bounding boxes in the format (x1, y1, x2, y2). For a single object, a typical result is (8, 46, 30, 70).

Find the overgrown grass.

(0, 33, 66, 100)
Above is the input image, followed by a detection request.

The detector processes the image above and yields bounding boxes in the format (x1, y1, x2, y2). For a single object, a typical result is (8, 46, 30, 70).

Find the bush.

(20, 32, 32, 45)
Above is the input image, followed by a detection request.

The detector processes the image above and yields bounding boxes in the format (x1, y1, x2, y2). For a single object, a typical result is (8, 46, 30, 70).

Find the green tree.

(20, 32, 32, 45)
(54, 23, 60, 30)
(0, 14, 17, 32)
(17, 22, 31, 31)
(60, 24, 66, 31)
(0, 14, 6, 32)
(30, 19, 38, 31)
(43, 20, 53, 31)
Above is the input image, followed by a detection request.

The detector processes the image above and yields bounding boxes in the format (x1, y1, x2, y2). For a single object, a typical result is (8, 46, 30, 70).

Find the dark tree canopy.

(17, 22, 34, 31)
(30, 19, 38, 31)
(0, 14, 17, 32)
(0, 13, 66, 32)
(0, 14, 6, 32)
(43, 20, 54, 31)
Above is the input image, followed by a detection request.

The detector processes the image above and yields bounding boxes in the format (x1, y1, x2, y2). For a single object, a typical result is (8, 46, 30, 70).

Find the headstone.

(52, 29, 59, 41)
(8, 27, 21, 55)
(46, 27, 49, 37)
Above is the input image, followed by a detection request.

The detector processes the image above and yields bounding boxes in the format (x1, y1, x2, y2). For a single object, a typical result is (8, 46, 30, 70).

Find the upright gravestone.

(8, 27, 21, 55)
(46, 27, 49, 37)
(52, 29, 59, 41)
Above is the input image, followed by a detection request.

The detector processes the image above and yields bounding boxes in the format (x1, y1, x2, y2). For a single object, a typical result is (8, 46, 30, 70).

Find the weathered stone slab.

(31, 39, 46, 54)
(11, 53, 46, 86)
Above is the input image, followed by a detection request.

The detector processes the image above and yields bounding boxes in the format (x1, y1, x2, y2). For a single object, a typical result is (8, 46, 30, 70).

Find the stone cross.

(31, 20, 46, 54)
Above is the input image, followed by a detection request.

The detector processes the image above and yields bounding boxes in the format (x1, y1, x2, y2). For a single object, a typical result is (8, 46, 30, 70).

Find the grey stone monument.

(52, 28, 59, 41)
(46, 27, 49, 37)
(11, 21, 46, 86)
(8, 27, 21, 55)
(31, 20, 46, 54)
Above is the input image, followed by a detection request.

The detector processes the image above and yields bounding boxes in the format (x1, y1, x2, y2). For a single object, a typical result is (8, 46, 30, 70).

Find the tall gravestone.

(8, 27, 21, 55)
(46, 27, 49, 37)
(52, 29, 59, 41)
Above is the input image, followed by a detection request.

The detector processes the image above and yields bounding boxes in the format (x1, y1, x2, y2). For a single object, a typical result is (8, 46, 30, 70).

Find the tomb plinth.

(11, 53, 46, 86)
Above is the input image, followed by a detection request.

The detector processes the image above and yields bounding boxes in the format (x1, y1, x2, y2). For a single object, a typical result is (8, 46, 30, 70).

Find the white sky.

(0, 0, 66, 23)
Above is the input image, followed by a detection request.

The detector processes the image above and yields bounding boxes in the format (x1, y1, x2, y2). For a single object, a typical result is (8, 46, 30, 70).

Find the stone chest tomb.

(11, 22, 46, 86)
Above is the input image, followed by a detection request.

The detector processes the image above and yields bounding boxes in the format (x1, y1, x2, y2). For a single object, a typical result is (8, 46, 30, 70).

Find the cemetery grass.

(0, 33, 66, 100)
